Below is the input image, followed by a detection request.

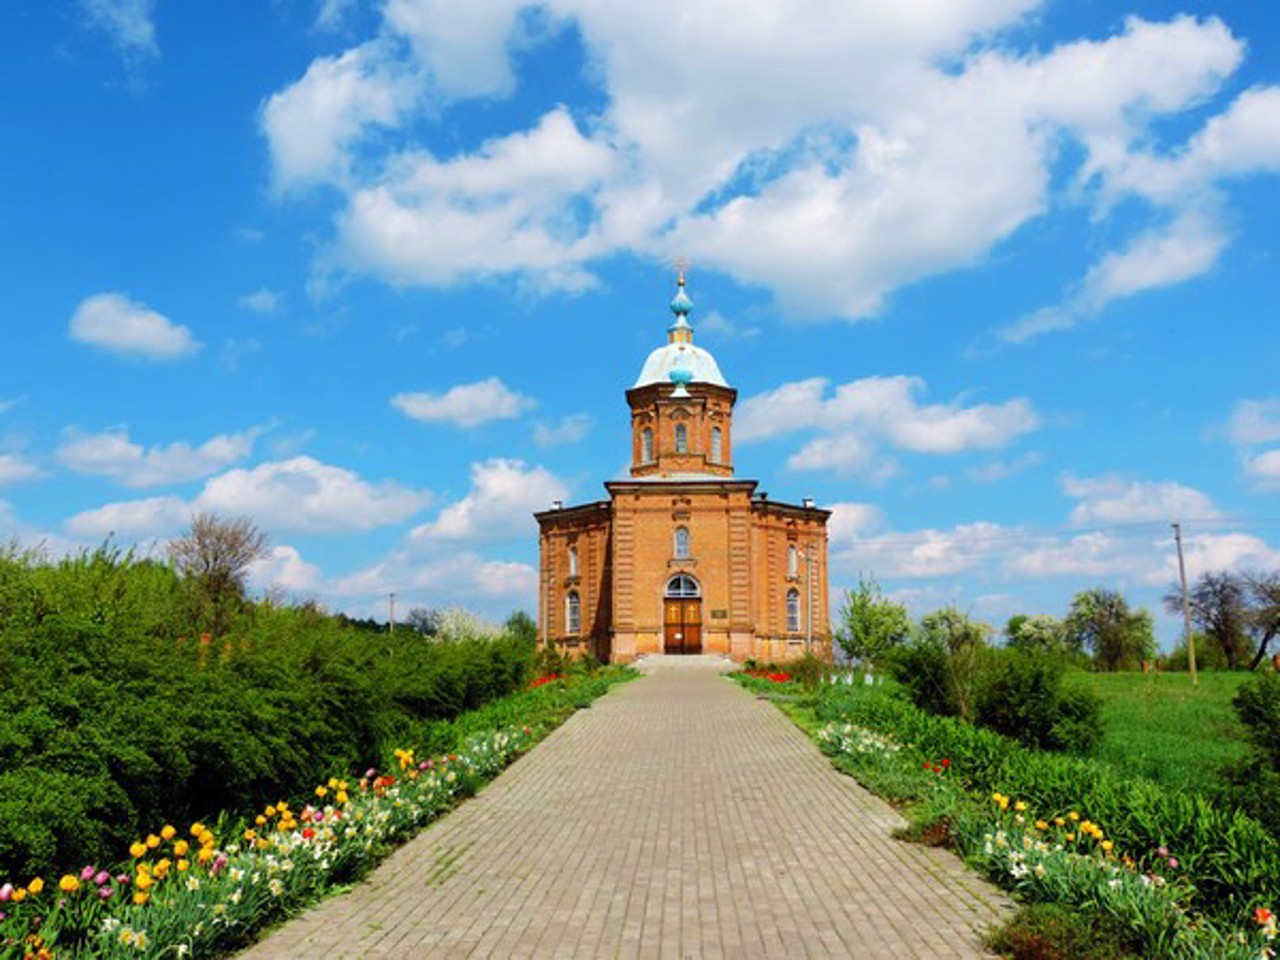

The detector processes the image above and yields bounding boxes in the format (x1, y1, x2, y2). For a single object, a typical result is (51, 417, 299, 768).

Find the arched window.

(642, 427, 654, 463)
(665, 574, 700, 598)
(675, 423, 688, 453)
(566, 590, 581, 635)
(711, 426, 722, 462)
(568, 544, 578, 576)
(673, 526, 690, 559)
(786, 588, 801, 633)
(788, 544, 799, 578)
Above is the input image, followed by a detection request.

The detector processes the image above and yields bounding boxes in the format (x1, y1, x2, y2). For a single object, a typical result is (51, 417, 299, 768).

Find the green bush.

(813, 684, 1280, 923)
(974, 650, 1103, 753)
(0, 548, 537, 879)
(1222, 671, 1280, 833)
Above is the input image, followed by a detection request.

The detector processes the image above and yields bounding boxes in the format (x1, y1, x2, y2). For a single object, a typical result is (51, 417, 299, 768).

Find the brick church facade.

(535, 276, 831, 663)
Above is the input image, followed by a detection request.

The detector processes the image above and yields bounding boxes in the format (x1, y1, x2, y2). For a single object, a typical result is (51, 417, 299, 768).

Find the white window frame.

(568, 544, 578, 576)
(642, 427, 654, 463)
(786, 588, 801, 633)
(711, 426, 722, 462)
(665, 574, 701, 598)
(566, 590, 581, 635)
(675, 423, 688, 453)
(673, 526, 690, 559)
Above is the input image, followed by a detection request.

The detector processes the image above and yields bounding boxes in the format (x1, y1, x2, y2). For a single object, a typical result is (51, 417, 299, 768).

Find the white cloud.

(80, 0, 158, 60)
(1243, 449, 1280, 491)
(261, 40, 421, 191)
(65, 495, 189, 538)
(69, 293, 201, 361)
(315, 0, 359, 31)
(1226, 398, 1280, 445)
(330, 549, 537, 606)
(411, 458, 567, 542)
(698, 310, 760, 342)
(532, 414, 592, 447)
(249, 545, 324, 594)
(0, 454, 43, 486)
(832, 521, 1015, 580)
(261, 5, 1280, 329)
(197, 457, 430, 533)
(967, 452, 1043, 483)
(57, 426, 260, 488)
(392, 377, 535, 428)
(786, 433, 894, 480)
(239, 288, 282, 314)
(1062, 474, 1220, 526)
(0, 398, 23, 415)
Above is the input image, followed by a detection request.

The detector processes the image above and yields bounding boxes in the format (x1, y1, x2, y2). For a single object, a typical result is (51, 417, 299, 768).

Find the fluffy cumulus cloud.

(1061, 474, 1221, 526)
(392, 377, 535, 428)
(1219, 398, 1280, 491)
(259, 2, 1280, 330)
(197, 457, 429, 533)
(411, 458, 568, 543)
(65, 495, 189, 538)
(735, 375, 1038, 478)
(248, 545, 325, 595)
(66, 456, 430, 538)
(1243, 450, 1280, 491)
(238, 288, 282, 314)
(57, 426, 261, 488)
(69, 293, 201, 361)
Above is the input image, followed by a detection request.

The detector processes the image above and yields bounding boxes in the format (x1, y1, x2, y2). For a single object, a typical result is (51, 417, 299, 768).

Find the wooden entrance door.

(664, 599, 702, 654)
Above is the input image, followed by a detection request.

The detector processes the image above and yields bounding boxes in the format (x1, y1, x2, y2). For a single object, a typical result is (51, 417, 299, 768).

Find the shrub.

(974, 651, 1103, 753)
(1233, 670, 1280, 769)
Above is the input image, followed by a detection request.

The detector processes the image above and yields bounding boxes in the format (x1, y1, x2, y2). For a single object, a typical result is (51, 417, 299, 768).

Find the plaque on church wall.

(710, 609, 728, 619)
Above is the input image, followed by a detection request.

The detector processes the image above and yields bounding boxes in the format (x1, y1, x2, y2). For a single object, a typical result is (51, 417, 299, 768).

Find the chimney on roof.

(551, 499, 563, 510)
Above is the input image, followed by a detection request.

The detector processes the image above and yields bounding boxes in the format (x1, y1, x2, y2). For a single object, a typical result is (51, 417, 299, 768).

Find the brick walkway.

(240, 656, 1010, 959)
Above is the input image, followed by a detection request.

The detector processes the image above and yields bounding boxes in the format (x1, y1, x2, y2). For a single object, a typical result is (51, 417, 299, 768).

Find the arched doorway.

(664, 574, 702, 655)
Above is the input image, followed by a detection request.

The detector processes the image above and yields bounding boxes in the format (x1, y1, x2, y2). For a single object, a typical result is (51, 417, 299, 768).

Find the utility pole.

(388, 592, 396, 634)
(1172, 522, 1197, 685)
(805, 541, 814, 653)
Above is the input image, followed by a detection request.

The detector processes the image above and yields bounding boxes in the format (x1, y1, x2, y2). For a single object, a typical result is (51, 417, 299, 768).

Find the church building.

(534, 276, 831, 663)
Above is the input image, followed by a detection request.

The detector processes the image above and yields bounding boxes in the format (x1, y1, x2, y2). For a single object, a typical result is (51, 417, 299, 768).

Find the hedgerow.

(0, 547, 537, 879)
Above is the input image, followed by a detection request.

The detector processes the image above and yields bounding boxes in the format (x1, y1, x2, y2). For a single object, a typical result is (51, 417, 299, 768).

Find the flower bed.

(0, 668, 633, 958)
(747, 673, 1280, 959)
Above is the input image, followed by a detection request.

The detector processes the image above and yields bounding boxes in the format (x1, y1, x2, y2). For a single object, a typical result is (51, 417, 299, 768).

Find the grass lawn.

(1068, 670, 1253, 791)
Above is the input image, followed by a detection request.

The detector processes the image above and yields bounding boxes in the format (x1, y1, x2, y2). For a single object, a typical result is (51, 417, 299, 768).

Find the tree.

(1244, 571, 1280, 670)
(902, 607, 992, 719)
(834, 576, 910, 669)
(168, 513, 269, 633)
(1163, 571, 1250, 670)
(1064, 587, 1155, 671)
(404, 607, 443, 637)
(1004, 613, 1072, 657)
(504, 610, 537, 645)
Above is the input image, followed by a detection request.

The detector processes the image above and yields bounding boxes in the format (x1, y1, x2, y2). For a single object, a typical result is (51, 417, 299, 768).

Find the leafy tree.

(1244, 571, 1280, 670)
(504, 610, 537, 645)
(404, 606, 443, 637)
(1163, 571, 1250, 670)
(891, 607, 992, 719)
(834, 576, 910, 669)
(1004, 613, 1073, 657)
(974, 650, 1103, 753)
(168, 513, 269, 634)
(1064, 588, 1155, 672)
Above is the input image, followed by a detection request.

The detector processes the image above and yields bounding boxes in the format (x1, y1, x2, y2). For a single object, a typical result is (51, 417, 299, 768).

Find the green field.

(1068, 670, 1253, 791)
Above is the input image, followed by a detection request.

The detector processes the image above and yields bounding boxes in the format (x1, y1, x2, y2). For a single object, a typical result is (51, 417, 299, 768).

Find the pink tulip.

(80, 865, 97, 881)
(94, 871, 111, 886)
(0, 883, 12, 902)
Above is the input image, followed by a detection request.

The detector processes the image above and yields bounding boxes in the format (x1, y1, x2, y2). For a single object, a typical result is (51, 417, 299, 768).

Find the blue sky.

(2, 0, 1278, 643)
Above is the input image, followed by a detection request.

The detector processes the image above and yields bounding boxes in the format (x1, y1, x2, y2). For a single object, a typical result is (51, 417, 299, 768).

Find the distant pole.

(388, 592, 396, 634)
(1172, 523, 1197, 685)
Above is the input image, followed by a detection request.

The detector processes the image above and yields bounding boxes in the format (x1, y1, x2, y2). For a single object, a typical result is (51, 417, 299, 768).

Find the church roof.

(632, 273, 729, 389)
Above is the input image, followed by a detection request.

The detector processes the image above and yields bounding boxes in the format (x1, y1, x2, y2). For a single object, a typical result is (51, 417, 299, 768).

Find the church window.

(566, 590, 581, 635)
(675, 423, 688, 453)
(568, 544, 578, 576)
(786, 589, 801, 633)
(788, 544, 798, 578)
(642, 427, 654, 463)
(673, 526, 690, 559)
(711, 427, 722, 462)
(665, 574, 700, 598)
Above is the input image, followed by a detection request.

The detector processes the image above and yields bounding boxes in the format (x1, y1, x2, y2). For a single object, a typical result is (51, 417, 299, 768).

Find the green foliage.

(504, 609, 538, 645)
(1005, 613, 1077, 659)
(812, 683, 1280, 925)
(0, 548, 538, 879)
(889, 607, 991, 719)
(1233, 670, 1280, 769)
(986, 902, 1144, 960)
(1065, 588, 1156, 672)
(834, 576, 910, 666)
(973, 650, 1103, 753)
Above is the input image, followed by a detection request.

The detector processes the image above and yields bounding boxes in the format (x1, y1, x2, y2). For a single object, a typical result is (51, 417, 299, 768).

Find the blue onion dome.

(670, 279, 693, 317)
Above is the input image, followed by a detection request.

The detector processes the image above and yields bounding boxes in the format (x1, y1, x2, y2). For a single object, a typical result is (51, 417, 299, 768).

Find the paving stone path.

(241, 656, 1011, 959)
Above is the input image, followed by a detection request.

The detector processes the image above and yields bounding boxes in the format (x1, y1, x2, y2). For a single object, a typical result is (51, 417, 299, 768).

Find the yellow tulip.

(27, 878, 44, 896)
(173, 840, 189, 857)
(133, 891, 149, 906)
(134, 873, 153, 891)
(58, 875, 79, 893)
(11, 888, 26, 902)
(176, 859, 190, 873)
(129, 842, 147, 859)
(160, 825, 176, 841)
(190, 823, 206, 837)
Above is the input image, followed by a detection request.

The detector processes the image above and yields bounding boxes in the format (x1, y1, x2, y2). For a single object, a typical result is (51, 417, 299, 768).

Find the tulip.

(0, 883, 12, 902)
(80, 865, 96, 882)
(94, 871, 110, 886)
